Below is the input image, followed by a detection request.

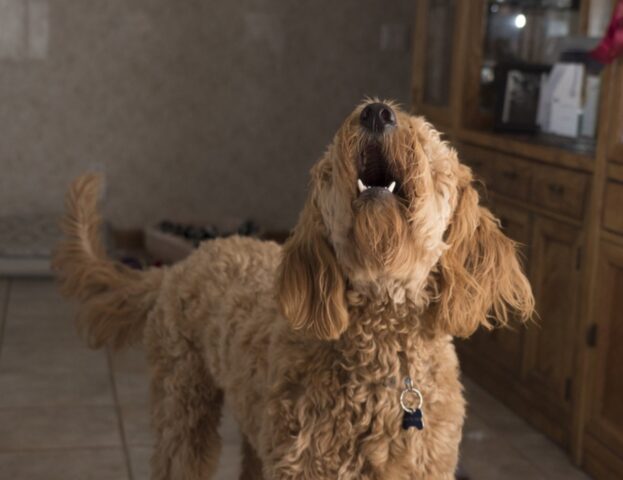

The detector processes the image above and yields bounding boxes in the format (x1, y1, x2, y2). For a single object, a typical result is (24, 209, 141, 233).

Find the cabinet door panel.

(585, 242, 623, 461)
(524, 217, 581, 409)
(469, 201, 531, 375)
(603, 180, 623, 235)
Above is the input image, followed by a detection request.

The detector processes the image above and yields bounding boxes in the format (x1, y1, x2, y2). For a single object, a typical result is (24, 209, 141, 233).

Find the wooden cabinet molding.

(607, 61, 623, 164)
(582, 242, 623, 479)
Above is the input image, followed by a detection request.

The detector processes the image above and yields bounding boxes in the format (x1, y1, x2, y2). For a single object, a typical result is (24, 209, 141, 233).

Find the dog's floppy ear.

(277, 166, 348, 341)
(434, 166, 534, 337)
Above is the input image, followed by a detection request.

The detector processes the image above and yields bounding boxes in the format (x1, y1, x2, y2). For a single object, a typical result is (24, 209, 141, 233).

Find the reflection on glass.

(480, 0, 580, 112)
(423, 0, 455, 107)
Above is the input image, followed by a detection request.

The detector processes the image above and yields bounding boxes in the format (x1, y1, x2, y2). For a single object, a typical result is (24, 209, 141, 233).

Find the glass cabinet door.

(413, 0, 459, 126)
(478, 0, 582, 115)
(459, 0, 621, 155)
(609, 60, 623, 163)
(422, 0, 456, 107)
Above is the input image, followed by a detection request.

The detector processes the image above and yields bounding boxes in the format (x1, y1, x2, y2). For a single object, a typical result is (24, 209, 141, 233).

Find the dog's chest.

(263, 327, 463, 479)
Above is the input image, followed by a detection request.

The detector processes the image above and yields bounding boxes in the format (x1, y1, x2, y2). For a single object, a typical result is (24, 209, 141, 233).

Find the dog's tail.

(53, 173, 164, 350)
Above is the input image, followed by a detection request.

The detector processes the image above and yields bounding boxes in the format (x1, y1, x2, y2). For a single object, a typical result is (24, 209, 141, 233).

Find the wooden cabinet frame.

(411, 0, 469, 129)
(412, 1, 623, 476)
(607, 62, 623, 163)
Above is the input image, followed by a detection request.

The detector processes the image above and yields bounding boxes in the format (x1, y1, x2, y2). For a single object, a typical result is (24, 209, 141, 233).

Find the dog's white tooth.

(357, 179, 366, 193)
(388, 181, 396, 193)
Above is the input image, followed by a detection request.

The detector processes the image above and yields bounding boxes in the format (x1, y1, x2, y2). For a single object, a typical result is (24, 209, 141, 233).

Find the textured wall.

(0, 0, 414, 230)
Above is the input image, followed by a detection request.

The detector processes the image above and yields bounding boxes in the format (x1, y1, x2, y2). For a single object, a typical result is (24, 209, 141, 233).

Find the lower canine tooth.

(388, 181, 396, 193)
(357, 179, 366, 193)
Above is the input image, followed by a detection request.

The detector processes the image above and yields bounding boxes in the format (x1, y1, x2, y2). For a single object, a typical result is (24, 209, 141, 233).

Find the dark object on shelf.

(156, 219, 259, 247)
(493, 62, 551, 134)
(157, 220, 219, 246)
(120, 255, 143, 270)
(237, 220, 260, 237)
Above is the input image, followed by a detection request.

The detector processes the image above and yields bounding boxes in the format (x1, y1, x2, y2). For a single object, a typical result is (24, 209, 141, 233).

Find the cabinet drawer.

(458, 144, 532, 200)
(531, 165, 589, 219)
(492, 157, 532, 201)
(491, 201, 532, 247)
(603, 181, 623, 235)
(458, 144, 495, 188)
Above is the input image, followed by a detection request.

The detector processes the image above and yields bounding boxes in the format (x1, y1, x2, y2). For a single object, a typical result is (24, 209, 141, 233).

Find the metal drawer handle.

(548, 184, 565, 196)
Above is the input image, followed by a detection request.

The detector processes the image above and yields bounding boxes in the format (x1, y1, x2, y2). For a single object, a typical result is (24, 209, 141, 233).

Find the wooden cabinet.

(523, 218, 583, 443)
(413, 1, 622, 477)
(582, 242, 623, 479)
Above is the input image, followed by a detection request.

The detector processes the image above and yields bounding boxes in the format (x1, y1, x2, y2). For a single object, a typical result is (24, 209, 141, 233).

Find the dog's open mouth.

(357, 143, 398, 196)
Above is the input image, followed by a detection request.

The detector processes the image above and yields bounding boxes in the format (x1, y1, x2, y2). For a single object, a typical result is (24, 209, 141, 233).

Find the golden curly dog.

(54, 100, 534, 480)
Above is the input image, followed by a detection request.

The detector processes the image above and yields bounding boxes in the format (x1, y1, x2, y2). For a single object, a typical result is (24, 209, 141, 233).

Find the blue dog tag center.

(402, 408, 424, 430)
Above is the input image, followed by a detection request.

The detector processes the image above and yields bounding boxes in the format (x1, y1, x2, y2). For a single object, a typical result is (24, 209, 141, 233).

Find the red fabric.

(590, 0, 623, 64)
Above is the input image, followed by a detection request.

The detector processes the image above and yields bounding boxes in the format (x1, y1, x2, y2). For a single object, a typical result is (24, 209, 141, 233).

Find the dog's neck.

(336, 296, 439, 386)
(345, 267, 435, 312)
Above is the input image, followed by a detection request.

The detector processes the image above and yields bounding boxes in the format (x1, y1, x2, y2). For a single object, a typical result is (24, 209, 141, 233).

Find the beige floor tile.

(2, 313, 85, 349)
(0, 342, 110, 381)
(0, 343, 113, 407)
(462, 410, 495, 443)
(220, 405, 243, 444)
(464, 378, 534, 435)
(0, 372, 113, 408)
(507, 432, 592, 479)
(121, 404, 153, 446)
(216, 408, 243, 479)
(0, 406, 122, 450)
(461, 434, 548, 480)
(111, 347, 149, 374)
(114, 371, 151, 406)
(7, 280, 75, 319)
(214, 440, 242, 480)
(462, 378, 589, 479)
(111, 348, 151, 406)
(128, 445, 152, 480)
(0, 447, 129, 480)
(0, 279, 113, 408)
(2, 289, 83, 348)
(126, 409, 243, 480)
(8, 278, 63, 300)
(128, 443, 243, 480)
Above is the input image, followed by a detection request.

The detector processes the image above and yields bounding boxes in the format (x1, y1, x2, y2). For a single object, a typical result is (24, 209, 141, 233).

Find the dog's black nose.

(360, 103, 396, 133)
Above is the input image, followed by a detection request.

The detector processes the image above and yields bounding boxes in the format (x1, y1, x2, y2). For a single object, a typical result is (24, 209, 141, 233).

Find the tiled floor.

(0, 278, 592, 479)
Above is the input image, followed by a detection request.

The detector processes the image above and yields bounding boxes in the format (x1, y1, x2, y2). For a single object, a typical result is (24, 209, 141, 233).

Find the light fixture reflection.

(514, 13, 527, 29)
